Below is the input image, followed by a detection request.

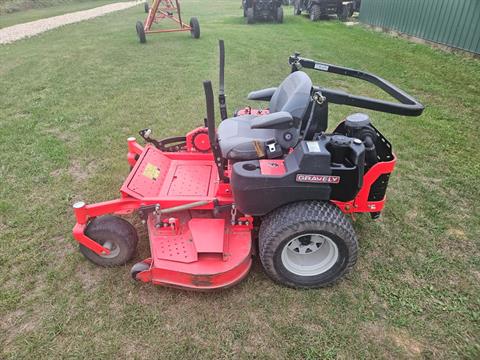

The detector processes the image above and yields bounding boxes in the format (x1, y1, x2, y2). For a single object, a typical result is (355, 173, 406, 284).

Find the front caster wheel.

(136, 20, 146, 43)
(80, 215, 138, 267)
(259, 201, 358, 288)
(144, 2, 149, 13)
(131, 261, 150, 280)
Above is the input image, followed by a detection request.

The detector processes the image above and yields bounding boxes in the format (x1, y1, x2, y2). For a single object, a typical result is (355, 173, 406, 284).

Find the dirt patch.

(362, 322, 424, 358)
(69, 159, 98, 182)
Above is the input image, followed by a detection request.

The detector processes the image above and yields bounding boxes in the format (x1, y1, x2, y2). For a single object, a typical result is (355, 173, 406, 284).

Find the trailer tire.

(259, 201, 358, 288)
(144, 2, 149, 13)
(276, 6, 283, 23)
(246, 7, 255, 24)
(309, 4, 321, 21)
(136, 21, 146, 43)
(80, 215, 138, 267)
(190, 17, 200, 38)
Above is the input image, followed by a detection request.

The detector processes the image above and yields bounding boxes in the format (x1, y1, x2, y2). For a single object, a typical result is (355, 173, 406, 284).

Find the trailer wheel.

(190, 17, 200, 39)
(276, 6, 283, 23)
(144, 2, 149, 13)
(259, 201, 358, 288)
(246, 7, 255, 24)
(80, 215, 138, 267)
(136, 21, 146, 43)
(309, 4, 321, 21)
(294, 0, 301, 15)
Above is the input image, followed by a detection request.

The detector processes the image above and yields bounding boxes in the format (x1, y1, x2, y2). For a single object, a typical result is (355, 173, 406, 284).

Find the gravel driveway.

(0, 1, 141, 44)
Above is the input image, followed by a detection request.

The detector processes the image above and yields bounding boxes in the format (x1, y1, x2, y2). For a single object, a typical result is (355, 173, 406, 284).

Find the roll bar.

(289, 53, 424, 117)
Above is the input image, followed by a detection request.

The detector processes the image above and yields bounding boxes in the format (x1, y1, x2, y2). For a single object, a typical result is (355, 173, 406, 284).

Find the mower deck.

(120, 144, 252, 289)
(139, 214, 252, 289)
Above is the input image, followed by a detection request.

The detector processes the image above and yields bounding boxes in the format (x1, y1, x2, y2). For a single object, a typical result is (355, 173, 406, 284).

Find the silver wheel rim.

(281, 233, 339, 276)
(100, 241, 120, 258)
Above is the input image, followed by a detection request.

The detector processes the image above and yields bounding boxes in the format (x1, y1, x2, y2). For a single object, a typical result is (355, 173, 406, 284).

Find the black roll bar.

(289, 54, 424, 117)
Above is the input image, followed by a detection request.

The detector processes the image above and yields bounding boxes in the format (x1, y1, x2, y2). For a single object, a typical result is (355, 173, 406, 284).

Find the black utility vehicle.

(294, 0, 355, 21)
(243, 0, 284, 24)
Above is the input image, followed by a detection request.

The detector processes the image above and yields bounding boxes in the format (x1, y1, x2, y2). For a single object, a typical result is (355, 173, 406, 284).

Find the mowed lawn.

(0, 0, 479, 358)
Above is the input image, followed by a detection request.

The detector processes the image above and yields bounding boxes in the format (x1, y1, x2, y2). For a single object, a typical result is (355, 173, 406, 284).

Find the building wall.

(359, 0, 480, 54)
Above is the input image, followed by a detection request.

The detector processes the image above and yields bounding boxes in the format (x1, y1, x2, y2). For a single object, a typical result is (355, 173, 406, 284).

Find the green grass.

(1, 0, 479, 358)
(0, 0, 128, 28)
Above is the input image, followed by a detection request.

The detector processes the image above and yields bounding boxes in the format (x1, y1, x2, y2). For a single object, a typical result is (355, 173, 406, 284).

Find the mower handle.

(289, 55, 424, 117)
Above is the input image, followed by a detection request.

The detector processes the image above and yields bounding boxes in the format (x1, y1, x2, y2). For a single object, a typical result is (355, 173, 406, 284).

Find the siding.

(359, 0, 480, 54)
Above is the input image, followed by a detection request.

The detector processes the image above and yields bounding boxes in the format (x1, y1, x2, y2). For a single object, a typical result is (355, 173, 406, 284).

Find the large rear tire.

(80, 215, 138, 267)
(246, 7, 255, 24)
(294, 0, 301, 15)
(276, 6, 284, 23)
(259, 201, 358, 288)
(190, 17, 200, 38)
(338, 4, 349, 21)
(309, 4, 321, 21)
(136, 20, 146, 43)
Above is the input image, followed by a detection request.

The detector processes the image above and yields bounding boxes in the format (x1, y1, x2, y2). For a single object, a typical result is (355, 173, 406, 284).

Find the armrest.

(251, 111, 296, 130)
(247, 87, 277, 101)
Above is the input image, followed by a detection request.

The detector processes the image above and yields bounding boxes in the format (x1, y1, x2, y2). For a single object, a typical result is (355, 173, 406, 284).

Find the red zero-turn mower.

(136, 0, 200, 43)
(71, 41, 424, 290)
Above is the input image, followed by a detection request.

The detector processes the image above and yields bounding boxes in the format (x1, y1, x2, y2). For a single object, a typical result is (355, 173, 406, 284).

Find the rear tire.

(276, 6, 283, 23)
(190, 17, 200, 38)
(80, 215, 138, 267)
(259, 201, 358, 288)
(294, 0, 301, 15)
(339, 4, 349, 21)
(309, 4, 321, 21)
(144, 2, 149, 13)
(246, 7, 255, 24)
(136, 20, 146, 43)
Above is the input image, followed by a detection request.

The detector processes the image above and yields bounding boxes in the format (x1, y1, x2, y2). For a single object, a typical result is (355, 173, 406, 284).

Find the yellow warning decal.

(143, 163, 160, 180)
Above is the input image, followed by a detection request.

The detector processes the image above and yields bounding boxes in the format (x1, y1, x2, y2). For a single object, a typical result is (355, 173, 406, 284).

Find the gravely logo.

(296, 174, 340, 184)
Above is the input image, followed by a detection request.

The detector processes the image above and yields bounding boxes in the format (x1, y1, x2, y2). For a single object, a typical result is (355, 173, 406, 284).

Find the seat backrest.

(269, 71, 312, 121)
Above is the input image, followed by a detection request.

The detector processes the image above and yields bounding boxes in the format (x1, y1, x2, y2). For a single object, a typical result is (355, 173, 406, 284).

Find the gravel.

(0, 1, 141, 44)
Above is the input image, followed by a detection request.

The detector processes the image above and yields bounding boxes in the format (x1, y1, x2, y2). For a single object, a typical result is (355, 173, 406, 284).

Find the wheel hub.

(281, 233, 339, 276)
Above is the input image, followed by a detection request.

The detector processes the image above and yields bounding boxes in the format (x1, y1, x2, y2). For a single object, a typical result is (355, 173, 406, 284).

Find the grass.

(0, 0, 479, 358)
(0, 0, 129, 28)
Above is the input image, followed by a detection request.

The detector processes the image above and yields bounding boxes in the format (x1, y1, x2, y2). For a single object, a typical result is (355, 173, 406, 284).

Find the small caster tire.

(131, 261, 150, 280)
(190, 17, 200, 39)
(136, 20, 146, 43)
(80, 215, 138, 267)
(144, 2, 149, 13)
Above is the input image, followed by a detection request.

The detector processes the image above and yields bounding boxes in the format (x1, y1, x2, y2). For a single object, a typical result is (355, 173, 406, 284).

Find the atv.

(71, 41, 423, 290)
(243, 0, 284, 24)
(294, 0, 354, 21)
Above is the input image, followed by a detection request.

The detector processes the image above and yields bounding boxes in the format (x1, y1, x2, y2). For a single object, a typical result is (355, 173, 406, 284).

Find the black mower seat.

(218, 71, 312, 160)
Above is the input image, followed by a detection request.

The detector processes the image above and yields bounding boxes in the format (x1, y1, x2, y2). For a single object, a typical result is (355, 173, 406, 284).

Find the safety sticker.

(143, 163, 160, 180)
(314, 63, 329, 71)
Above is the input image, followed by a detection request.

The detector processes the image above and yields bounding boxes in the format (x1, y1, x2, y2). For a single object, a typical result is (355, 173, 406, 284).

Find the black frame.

(289, 54, 424, 117)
